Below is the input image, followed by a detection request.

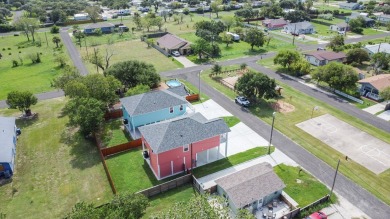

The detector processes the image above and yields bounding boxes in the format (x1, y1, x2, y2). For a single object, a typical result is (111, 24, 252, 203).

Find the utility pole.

(292, 24, 297, 45)
(329, 159, 340, 199)
(268, 112, 276, 155)
(94, 47, 98, 73)
(44, 32, 48, 47)
(377, 42, 382, 53)
(199, 70, 202, 100)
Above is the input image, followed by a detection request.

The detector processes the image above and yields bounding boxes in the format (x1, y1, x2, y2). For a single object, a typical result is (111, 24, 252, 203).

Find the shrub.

(0, 24, 16, 33)
(12, 60, 18, 67)
(50, 25, 60, 34)
(19, 51, 21, 53)
(8, 53, 11, 55)
(8, 48, 11, 50)
(2, 48, 5, 51)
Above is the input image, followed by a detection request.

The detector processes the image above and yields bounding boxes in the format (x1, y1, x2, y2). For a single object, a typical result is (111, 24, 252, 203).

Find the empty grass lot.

(0, 97, 112, 219)
(142, 184, 195, 218)
(78, 40, 182, 73)
(199, 67, 390, 205)
(274, 164, 335, 207)
(0, 33, 69, 100)
(100, 119, 131, 147)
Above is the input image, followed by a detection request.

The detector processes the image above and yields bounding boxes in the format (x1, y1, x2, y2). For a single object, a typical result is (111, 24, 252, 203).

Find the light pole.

(311, 106, 319, 119)
(268, 112, 276, 155)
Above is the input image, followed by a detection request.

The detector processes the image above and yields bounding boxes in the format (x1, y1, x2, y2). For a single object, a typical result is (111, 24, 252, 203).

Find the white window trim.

(179, 105, 184, 111)
(183, 144, 189, 152)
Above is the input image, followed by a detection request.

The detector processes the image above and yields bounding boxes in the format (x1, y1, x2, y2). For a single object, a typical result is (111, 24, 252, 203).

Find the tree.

(210, 0, 222, 18)
(235, 72, 278, 101)
(52, 36, 61, 48)
(64, 80, 89, 98)
(126, 84, 150, 96)
(27, 19, 40, 42)
(88, 48, 115, 72)
(50, 9, 67, 24)
(161, 10, 169, 22)
(346, 48, 369, 64)
(194, 20, 225, 42)
(211, 64, 222, 75)
(54, 53, 67, 68)
(244, 28, 265, 50)
(312, 62, 358, 91)
(221, 16, 235, 32)
(50, 25, 60, 34)
(380, 87, 390, 103)
(74, 31, 85, 47)
(85, 6, 101, 23)
(348, 18, 364, 34)
(280, 0, 296, 9)
(150, 0, 161, 13)
(66, 202, 100, 219)
(327, 35, 344, 51)
(104, 60, 160, 88)
(371, 52, 390, 71)
(65, 97, 105, 135)
(191, 38, 212, 59)
(260, 4, 283, 19)
(284, 10, 310, 23)
(237, 209, 256, 219)
(133, 12, 143, 29)
(220, 32, 233, 47)
(52, 66, 81, 89)
(290, 58, 311, 76)
(6, 91, 38, 116)
(14, 17, 39, 42)
(273, 50, 301, 70)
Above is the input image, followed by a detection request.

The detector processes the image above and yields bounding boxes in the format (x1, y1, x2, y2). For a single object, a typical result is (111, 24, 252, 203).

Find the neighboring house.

(329, 22, 350, 32)
(358, 74, 390, 101)
(139, 113, 230, 179)
(262, 18, 288, 30)
(74, 13, 89, 21)
(120, 89, 189, 138)
(156, 33, 191, 55)
(377, 14, 390, 24)
(84, 23, 115, 34)
(346, 13, 375, 27)
(304, 51, 346, 66)
(339, 2, 361, 10)
(364, 43, 390, 56)
(215, 162, 285, 215)
(283, 21, 315, 35)
(0, 117, 18, 179)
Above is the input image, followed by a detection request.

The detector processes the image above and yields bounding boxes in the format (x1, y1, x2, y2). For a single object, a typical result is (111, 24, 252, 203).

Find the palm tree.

(52, 36, 61, 48)
(211, 64, 222, 76)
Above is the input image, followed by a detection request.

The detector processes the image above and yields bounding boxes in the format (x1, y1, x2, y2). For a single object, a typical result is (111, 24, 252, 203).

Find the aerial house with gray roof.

(0, 117, 19, 178)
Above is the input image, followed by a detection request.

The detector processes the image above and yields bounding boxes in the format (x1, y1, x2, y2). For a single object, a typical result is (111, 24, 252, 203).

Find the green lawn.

(222, 116, 240, 127)
(100, 119, 131, 147)
(199, 67, 390, 205)
(0, 33, 70, 100)
(105, 148, 184, 194)
(178, 32, 296, 62)
(192, 147, 274, 178)
(274, 164, 334, 207)
(142, 184, 195, 218)
(0, 97, 112, 219)
(312, 17, 345, 25)
(78, 39, 182, 73)
(179, 79, 210, 103)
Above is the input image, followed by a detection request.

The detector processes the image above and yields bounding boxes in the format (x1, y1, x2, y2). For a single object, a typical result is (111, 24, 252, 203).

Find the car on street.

(305, 211, 327, 219)
(172, 51, 180, 57)
(235, 96, 250, 107)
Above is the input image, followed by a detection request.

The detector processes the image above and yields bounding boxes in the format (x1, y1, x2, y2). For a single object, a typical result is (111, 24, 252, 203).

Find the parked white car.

(235, 96, 250, 107)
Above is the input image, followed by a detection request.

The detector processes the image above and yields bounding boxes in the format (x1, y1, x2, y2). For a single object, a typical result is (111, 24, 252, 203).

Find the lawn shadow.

(60, 129, 101, 170)
(15, 116, 39, 129)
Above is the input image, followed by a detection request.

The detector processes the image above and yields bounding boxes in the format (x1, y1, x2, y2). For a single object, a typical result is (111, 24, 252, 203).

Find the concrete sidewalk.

(173, 56, 197, 68)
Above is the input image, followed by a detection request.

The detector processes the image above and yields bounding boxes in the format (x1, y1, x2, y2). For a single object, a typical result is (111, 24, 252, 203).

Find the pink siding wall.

(156, 135, 221, 179)
(143, 136, 159, 177)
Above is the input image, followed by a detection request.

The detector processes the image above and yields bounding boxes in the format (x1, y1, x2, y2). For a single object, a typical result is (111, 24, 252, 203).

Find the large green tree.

(327, 35, 344, 52)
(6, 91, 38, 116)
(85, 6, 100, 23)
(371, 52, 390, 71)
(104, 60, 160, 88)
(194, 20, 225, 42)
(244, 28, 265, 50)
(312, 62, 358, 91)
(221, 16, 235, 32)
(346, 48, 370, 64)
(220, 31, 233, 47)
(191, 38, 212, 59)
(210, 0, 222, 18)
(235, 72, 278, 101)
(348, 18, 364, 34)
(284, 10, 310, 23)
(52, 66, 81, 89)
(14, 17, 40, 42)
(273, 50, 301, 70)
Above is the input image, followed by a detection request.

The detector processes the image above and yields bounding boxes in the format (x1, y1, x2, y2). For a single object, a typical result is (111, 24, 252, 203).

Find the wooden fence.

(101, 138, 142, 157)
(186, 94, 200, 102)
(104, 109, 123, 121)
(94, 134, 117, 194)
(137, 174, 192, 197)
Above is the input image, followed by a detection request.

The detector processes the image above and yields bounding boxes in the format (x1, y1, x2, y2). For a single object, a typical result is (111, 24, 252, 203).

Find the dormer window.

(180, 105, 184, 111)
(169, 107, 174, 113)
(183, 144, 189, 152)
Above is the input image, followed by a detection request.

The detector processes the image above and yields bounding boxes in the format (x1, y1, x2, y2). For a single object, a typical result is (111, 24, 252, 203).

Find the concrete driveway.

(173, 56, 197, 68)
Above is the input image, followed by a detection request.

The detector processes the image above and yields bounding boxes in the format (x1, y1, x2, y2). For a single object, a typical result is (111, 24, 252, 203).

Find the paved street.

(179, 72, 390, 219)
(60, 28, 89, 76)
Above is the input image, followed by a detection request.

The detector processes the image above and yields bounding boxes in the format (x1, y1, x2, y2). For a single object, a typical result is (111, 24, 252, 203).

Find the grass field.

(0, 33, 70, 100)
(143, 184, 195, 218)
(78, 39, 182, 73)
(0, 97, 112, 219)
(222, 116, 240, 127)
(199, 66, 390, 205)
(274, 164, 334, 207)
(100, 119, 131, 147)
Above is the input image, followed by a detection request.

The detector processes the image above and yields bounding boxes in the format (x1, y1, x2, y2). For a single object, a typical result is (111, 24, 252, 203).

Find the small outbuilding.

(0, 117, 18, 179)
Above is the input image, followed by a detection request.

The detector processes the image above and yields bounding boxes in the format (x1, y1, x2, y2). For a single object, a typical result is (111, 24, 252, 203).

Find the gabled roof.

(139, 113, 230, 154)
(157, 33, 189, 50)
(0, 117, 16, 163)
(285, 21, 313, 30)
(339, 2, 359, 7)
(120, 89, 188, 116)
(84, 22, 114, 29)
(364, 43, 390, 54)
(263, 18, 287, 26)
(358, 74, 390, 91)
(167, 85, 189, 97)
(304, 51, 346, 61)
(348, 13, 374, 22)
(332, 22, 348, 28)
(215, 162, 285, 209)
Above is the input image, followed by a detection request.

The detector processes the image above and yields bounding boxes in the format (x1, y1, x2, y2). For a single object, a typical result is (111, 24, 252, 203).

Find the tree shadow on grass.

(15, 116, 39, 129)
(60, 129, 101, 170)
(243, 48, 267, 56)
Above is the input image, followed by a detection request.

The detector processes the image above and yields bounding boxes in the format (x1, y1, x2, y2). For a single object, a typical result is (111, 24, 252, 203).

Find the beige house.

(304, 51, 346, 66)
(156, 33, 191, 55)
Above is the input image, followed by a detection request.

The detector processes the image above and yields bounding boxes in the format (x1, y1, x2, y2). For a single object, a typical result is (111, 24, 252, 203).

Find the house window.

(180, 105, 184, 111)
(220, 133, 227, 143)
(169, 107, 174, 113)
(183, 144, 189, 152)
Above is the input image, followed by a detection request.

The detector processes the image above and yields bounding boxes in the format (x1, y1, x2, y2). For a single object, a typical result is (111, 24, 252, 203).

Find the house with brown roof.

(304, 50, 346, 66)
(156, 33, 191, 55)
(262, 18, 287, 30)
(215, 162, 285, 215)
(358, 74, 390, 101)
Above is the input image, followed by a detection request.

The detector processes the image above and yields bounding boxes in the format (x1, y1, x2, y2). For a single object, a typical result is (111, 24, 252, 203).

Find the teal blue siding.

(122, 104, 187, 130)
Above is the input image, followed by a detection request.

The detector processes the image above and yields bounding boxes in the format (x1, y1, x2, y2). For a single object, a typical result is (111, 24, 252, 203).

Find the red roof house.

(304, 51, 346, 66)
